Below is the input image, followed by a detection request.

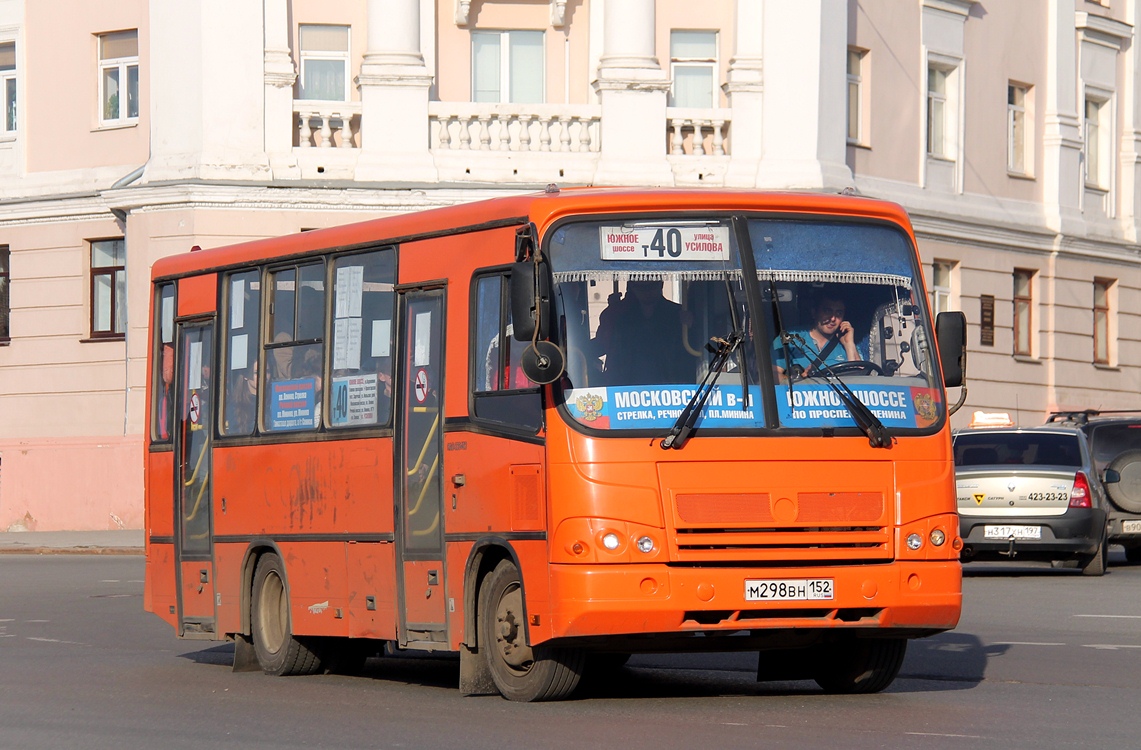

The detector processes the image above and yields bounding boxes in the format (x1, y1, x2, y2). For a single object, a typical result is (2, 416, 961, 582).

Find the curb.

(0, 547, 144, 556)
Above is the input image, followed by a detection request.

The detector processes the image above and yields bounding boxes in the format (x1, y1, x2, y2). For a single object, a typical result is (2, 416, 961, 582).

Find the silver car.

(954, 426, 1110, 575)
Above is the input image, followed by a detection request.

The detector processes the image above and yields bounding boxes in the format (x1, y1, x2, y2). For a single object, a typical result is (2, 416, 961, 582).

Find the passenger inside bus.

(225, 359, 258, 434)
(772, 292, 859, 381)
(594, 279, 697, 384)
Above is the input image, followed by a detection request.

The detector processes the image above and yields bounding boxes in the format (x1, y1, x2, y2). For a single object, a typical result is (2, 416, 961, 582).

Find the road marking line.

(906, 732, 984, 739)
(1073, 614, 1141, 619)
(1083, 644, 1141, 650)
(991, 641, 1065, 646)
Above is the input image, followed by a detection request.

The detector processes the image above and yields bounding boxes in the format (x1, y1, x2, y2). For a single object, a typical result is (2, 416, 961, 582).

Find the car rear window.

(1086, 424, 1141, 467)
(954, 433, 1081, 467)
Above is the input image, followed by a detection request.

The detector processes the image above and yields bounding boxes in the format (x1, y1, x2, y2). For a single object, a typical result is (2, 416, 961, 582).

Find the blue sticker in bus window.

(565, 385, 765, 430)
(270, 377, 317, 430)
(775, 383, 938, 429)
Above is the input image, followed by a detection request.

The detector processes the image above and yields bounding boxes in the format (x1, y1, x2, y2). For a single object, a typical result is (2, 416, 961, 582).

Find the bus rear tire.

(251, 552, 323, 677)
(813, 637, 906, 694)
(479, 559, 584, 702)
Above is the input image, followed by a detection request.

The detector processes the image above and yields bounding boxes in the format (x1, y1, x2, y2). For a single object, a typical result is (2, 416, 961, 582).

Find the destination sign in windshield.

(599, 226, 731, 261)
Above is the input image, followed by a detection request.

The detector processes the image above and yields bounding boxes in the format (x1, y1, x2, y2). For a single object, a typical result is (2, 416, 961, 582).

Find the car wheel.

(814, 637, 906, 694)
(251, 552, 324, 676)
(1080, 540, 1107, 577)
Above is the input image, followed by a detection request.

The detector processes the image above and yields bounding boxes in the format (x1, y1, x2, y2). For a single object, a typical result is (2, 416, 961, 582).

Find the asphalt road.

(2, 553, 1140, 749)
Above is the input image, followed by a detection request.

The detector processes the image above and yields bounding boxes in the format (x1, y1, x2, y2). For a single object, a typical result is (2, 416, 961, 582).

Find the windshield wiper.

(660, 331, 743, 450)
(787, 332, 892, 449)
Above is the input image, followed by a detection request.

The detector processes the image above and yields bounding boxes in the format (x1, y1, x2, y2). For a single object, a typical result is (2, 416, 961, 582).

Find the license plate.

(1122, 520, 1141, 534)
(745, 578, 834, 601)
(984, 525, 1041, 540)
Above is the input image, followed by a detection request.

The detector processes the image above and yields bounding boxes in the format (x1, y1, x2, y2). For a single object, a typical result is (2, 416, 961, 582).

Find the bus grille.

(671, 491, 892, 562)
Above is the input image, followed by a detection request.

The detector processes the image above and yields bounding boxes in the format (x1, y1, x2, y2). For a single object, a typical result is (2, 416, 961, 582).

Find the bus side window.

(471, 271, 541, 432)
(151, 282, 176, 442)
(328, 247, 395, 428)
(263, 261, 325, 432)
(220, 269, 261, 436)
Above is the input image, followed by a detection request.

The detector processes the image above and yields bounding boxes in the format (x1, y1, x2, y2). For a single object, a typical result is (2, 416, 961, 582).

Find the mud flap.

(232, 633, 261, 673)
(459, 643, 497, 696)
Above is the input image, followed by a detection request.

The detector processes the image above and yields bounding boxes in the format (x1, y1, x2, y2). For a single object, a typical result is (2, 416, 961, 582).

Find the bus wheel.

(479, 559, 584, 702)
(813, 637, 906, 694)
(251, 552, 323, 677)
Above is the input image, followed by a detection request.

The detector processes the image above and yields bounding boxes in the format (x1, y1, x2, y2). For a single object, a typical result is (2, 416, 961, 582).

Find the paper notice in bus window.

(230, 278, 245, 329)
(598, 226, 731, 261)
(333, 318, 362, 370)
(161, 297, 174, 344)
(371, 319, 391, 358)
(189, 341, 203, 391)
(230, 334, 248, 371)
(330, 374, 378, 426)
(335, 266, 364, 319)
(414, 311, 432, 366)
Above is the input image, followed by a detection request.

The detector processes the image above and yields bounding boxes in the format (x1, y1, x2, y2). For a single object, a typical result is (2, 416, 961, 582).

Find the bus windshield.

(550, 215, 944, 434)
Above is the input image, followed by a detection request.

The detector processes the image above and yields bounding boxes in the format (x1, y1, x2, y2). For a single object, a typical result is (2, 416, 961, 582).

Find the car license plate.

(984, 525, 1041, 540)
(1122, 520, 1141, 534)
(745, 579, 834, 601)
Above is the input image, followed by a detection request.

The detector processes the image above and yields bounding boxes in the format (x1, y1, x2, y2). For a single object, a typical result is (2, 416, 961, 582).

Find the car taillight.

(1069, 472, 1091, 508)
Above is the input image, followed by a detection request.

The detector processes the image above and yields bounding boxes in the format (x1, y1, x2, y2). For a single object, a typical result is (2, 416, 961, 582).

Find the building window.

(927, 64, 952, 159)
(99, 30, 138, 125)
(91, 239, 126, 338)
(299, 25, 350, 101)
(1013, 269, 1034, 357)
(0, 42, 14, 133)
(1008, 83, 1030, 175)
(670, 31, 718, 109)
(472, 30, 544, 104)
(847, 47, 867, 144)
(1094, 278, 1113, 365)
(1084, 95, 1110, 190)
(0, 245, 9, 342)
(931, 260, 954, 316)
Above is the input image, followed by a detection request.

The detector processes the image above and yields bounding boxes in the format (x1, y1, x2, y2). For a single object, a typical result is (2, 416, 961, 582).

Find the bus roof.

(149, 188, 913, 281)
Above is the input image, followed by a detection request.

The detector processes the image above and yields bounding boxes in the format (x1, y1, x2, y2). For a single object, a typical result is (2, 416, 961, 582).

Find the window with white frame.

(847, 47, 867, 144)
(931, 260, 954, 316)
(1013, 268, 1034, 357)
(670, 31, 717, 109)
(927, 64, 953, 159)
(91, 239, 126, 338)
(472, 30, 544, 104)
(1093, 278, 1114, 365)
(99, 30, 138, 125)
(1084, 95, 1111, 190)
(1007, 83, 1030, 175)
(0, 42, 14, 134)
(299, 25, 350, 101)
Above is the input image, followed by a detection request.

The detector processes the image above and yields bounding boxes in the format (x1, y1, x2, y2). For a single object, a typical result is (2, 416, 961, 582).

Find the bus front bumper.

(545, 560, 961, 643)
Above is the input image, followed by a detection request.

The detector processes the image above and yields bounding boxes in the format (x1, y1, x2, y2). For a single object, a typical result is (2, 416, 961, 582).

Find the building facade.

(0, 0, 1138, 530)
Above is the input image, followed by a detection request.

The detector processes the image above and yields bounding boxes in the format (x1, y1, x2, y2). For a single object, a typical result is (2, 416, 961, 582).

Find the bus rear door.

(174, 319, 217, 637)
(396, 288, 448, 644)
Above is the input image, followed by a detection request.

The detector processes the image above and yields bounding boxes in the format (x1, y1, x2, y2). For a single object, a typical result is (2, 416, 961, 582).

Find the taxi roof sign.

(968, 411, 1015, 428)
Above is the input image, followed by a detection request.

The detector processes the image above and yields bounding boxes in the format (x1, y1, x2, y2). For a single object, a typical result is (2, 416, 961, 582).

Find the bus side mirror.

(935, 311, 967, 388)
(510, 261, 550, 342)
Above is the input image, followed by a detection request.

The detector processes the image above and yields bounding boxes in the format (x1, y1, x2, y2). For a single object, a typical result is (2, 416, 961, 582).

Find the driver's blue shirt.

(771, 329, 848, 373)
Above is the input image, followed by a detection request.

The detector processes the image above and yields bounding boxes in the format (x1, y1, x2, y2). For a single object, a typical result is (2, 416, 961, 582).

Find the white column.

(755, 0, 853, 190)
(264, 0, 299, 178)
(355, 0, 437, 182)
(144, 0, 271, 181)
(723, 0, 764, 187)
(1042, 0, 1083, 234)
(1123, 3, 1141, 242)
(591, 0, 673, 186)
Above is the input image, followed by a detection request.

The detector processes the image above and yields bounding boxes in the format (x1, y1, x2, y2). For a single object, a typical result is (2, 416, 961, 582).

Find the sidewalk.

(0, 530, 144, 555)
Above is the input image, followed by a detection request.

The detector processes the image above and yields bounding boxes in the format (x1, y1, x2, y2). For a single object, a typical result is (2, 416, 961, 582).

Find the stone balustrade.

(428, 103, 601, 153)
(666, 108, 732, 156)
(294, 100, 362, 148)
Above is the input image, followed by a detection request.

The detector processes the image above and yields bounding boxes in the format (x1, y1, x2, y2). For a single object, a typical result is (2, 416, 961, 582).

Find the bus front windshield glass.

(549, 216, 944, 435)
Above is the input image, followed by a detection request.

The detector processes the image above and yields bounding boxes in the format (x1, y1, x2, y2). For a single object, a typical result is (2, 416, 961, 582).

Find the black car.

(1047, 410, 1141, 562)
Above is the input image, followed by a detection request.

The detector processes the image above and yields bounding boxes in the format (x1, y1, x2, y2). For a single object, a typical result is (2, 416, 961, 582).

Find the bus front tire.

(251, 552, 323, 677)
(813, 637, 906, 694)
(479, 559, 584, 702)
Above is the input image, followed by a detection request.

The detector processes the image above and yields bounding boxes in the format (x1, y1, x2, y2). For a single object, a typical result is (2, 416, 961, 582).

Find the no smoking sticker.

(188, 392, 201, 424)
(414, 369, 429, 403)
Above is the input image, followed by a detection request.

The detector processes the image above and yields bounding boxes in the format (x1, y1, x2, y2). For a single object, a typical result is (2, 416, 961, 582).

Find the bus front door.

(174, 320, 216, 637)
(396, 289, 448, 644)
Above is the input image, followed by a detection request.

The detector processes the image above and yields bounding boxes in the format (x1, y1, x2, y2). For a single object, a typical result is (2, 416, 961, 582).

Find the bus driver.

(772, 293, 859, 381)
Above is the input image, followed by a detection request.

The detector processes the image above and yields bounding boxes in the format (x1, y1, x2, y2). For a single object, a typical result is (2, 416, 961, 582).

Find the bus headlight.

(636, 536, 655, 554)
(601, 532, 621, 551)
(906, 533, 923, 551)
(930, 529, 946, 547)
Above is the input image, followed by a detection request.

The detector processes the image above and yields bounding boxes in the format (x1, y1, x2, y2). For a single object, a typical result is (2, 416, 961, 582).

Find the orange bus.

(144, 188, 967, 701)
